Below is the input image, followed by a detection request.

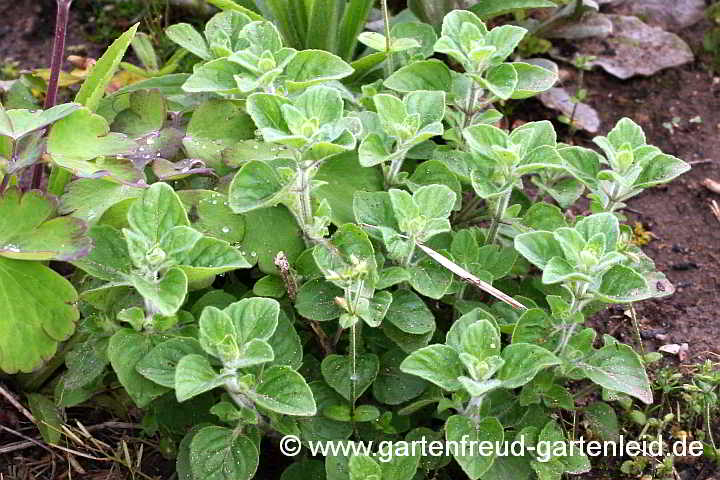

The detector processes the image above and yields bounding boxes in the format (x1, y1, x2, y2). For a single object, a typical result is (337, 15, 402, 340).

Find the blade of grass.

(48, 23, 138, 197)
(205, 0, 265, 20)
(265, 0, 305, 49)
(288, 0, 309, 49)
(306, 0, 342, 53)
(337, 0, 374, 61)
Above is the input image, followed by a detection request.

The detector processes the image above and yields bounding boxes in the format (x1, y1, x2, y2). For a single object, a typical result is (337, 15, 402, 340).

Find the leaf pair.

(561, 118, 691, 211)
(74, 183, 251, 318)
(514, 212, 662, 303)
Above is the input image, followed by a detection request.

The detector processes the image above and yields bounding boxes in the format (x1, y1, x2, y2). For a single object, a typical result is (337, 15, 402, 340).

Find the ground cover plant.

(0, 1, 704, 479)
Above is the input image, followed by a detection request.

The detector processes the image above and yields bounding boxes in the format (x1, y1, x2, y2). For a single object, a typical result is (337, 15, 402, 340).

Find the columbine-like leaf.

(250, 365, 316, 416)
(47, 108, 137, 178)
(0, 103, 81, 140)
(0, 188, 91, 261)
(0, 258, 78, 373)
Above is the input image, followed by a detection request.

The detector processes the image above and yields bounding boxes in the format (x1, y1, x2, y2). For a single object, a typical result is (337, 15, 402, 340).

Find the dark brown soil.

(542, 16, 720, 364)
(0, 0, 105, 75)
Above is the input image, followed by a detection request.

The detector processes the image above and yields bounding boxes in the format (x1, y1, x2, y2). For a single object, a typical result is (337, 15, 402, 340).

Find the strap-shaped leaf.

(76, 24, 138, 112)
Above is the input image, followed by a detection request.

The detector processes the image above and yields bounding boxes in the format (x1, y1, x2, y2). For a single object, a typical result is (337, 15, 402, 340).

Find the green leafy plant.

(0, 4, 694, 480)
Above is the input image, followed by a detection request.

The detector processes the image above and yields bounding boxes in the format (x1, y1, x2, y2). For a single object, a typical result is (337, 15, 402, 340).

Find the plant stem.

(349, 321, 359, 426)
(0, 175, 9, 195)
(31, 0, 72, 191)
(568, 68, 584, 139)
(485, 190, 511, 245)
(554, 282, 587, 355)
(464, 395, 483, 419)
(382, 0, 394, 77)
(453, 196, 483, 224)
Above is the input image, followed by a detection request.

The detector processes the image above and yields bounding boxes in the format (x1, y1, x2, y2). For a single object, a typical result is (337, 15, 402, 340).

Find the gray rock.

(538, 87, 601, 133)
(620, 0, 706, 31)
(556, 15, 694, 79)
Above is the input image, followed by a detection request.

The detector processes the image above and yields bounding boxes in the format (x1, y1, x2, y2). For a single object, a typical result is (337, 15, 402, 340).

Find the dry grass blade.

(414, 242, 528, 311)
(703, 178, 720, 194)
(0, 383, 36, 424)
(710, 200, 720, 224)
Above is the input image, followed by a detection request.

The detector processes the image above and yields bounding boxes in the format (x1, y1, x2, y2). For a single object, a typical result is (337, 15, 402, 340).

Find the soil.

(0, 0, 105, 76)
(1, 0, 720, 479)
(532, 13, 720, 365)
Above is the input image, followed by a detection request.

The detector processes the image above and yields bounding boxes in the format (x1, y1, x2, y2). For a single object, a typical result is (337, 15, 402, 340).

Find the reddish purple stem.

(30, 0, 72, 191)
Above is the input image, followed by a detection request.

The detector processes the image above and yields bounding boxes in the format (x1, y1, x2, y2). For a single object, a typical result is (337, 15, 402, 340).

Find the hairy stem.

(485, 189, 511, 245)
(0, 175, 9, 195)
(31, 0, 72, 191)
(382, 0, 394, 77)
(554, 282, 587, 355)
(350, 321, 359, 428)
